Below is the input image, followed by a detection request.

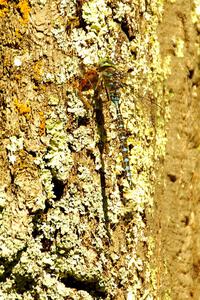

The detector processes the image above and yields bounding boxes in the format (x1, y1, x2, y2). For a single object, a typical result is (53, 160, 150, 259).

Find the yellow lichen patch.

(15, 28, 22, 39)
(33, 60, 44, 82)
(17, 0, 31, 24)
(14, 99, 31, 115)
(13, 73, 22, 81)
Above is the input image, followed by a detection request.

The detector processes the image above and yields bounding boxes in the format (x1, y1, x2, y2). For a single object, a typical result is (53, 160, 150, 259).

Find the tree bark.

(0, 0, 199, 299)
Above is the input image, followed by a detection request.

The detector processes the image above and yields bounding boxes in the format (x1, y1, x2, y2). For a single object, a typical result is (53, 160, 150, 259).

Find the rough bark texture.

(0, 0, 199, 299)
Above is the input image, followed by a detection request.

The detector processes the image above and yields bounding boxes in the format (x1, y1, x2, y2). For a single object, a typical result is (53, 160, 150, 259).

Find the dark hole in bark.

(61, 275, 107, 298)
(52, 177, 65, 200)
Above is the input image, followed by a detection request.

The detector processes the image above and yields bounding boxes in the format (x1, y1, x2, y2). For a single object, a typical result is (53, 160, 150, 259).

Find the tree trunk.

(0, 0, 199, 299)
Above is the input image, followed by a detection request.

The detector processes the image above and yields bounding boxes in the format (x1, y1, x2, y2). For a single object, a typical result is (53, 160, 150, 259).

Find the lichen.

(17, 0, 31, 24)
(191, 0, 200, 23)
(6, 136, 24, 164)
(0, 187, 7, 208)
(0, 0, 8, 18)
(172, 37, 185, 58)
(14, 99, 31, 115)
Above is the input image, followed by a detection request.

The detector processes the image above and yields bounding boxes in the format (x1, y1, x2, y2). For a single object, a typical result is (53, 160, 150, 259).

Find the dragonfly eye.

(99, 59, 115, 70)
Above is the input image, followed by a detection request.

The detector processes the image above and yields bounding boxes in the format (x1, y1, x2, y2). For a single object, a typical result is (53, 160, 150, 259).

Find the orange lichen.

(14, 99, 31, 115)
(0, 0, 8, 5)
(17, 0, 31, 24)
(0, 0, 9, 18)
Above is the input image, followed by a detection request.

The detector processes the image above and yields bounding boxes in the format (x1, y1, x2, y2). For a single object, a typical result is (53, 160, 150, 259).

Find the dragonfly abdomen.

(114, 101, 133, 188)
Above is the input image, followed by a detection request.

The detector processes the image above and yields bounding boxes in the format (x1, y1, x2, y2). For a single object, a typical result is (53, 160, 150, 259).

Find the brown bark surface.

(157, 1, 200, 299)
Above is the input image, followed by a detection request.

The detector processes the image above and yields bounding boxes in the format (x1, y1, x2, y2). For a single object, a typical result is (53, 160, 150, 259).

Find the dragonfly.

(77, 59, 134, 189)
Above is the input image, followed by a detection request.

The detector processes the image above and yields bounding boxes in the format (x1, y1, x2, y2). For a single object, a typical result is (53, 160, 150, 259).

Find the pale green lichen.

(0, 207, 29, 259)
(82, 0, 111, 29)
(33, 109, 73, 202)
(68, 126, 95, 152)
(0, 186, 7, 208)
(39, 168, 56, 200)
(51, 25, 68, 51)
(191, 0, 200, 23)
(72, 0, 116, 63)
(6, 136, 24, 164)
(59, 0, 76, 17)
(43, 115, 73, 181)
(113, 2, 132, 21)
(43, 56, 80, 84)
